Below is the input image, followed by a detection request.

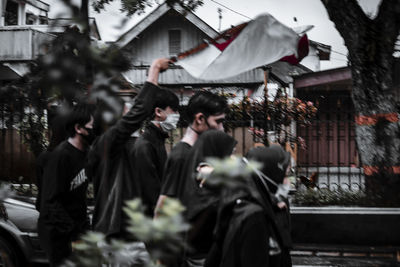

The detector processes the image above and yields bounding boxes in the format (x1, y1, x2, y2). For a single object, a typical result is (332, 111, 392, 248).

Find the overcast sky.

(44, 0, 381, 70)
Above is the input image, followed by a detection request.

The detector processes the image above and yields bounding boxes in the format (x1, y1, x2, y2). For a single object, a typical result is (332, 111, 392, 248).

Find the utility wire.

(209, 0, 252, 20)
(331, 50, 347, 57)
(209, 0, 348, 63)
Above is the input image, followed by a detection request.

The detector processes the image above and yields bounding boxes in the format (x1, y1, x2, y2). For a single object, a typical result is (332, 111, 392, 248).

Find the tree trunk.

(322, 0, 400, 205)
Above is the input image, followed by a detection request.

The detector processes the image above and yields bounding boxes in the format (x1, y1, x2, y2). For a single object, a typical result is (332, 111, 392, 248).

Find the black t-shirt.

(131, 123, 169, 216)
(160, 141, 192, 197)
(38, 141, 88, 238)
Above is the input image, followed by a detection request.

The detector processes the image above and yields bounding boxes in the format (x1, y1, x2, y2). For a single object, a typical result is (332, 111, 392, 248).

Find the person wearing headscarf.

(246, 144, 293, 267)
(203, 145, 287, 267)
(179, 130, 237, 267)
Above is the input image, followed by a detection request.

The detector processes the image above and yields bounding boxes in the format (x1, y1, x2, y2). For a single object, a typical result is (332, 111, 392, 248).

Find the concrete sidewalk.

(292, 255, 399, 266)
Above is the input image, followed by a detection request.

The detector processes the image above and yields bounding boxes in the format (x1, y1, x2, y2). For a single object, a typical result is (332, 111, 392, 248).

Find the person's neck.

(181, 125, 199, 146)
(68, 136, 86, 152)
(152, 120, 162, 129)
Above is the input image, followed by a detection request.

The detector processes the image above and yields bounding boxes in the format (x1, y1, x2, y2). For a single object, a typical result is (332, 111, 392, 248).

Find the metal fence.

(1, 90, 365, 190)
(167, 122, 364, 191)
(0, 110, 37, 183)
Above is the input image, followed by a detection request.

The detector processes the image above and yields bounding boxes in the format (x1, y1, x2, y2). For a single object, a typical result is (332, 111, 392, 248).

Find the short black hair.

(153, 88, 180, 113)
(65, 102, 94, 138)
(186, 91, 227, 122)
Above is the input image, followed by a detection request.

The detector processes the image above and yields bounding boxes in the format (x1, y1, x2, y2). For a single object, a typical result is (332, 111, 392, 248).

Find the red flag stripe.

(280, 34, 309, 65)
(177, 22, 248, 60)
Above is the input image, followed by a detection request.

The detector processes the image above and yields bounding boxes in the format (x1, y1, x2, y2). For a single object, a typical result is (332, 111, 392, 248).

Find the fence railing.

(1, 104, 364, 190)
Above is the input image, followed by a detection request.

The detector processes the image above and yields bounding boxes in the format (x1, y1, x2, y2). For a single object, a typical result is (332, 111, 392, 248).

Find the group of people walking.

(36, 58, 293, 267)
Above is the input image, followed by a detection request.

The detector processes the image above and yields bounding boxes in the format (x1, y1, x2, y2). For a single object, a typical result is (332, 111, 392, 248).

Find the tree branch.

(321, 0, 370, 53)
(375, 0, 400, 53)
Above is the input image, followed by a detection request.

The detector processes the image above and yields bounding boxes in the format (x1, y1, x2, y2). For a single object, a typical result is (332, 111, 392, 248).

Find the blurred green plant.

(92, 0, 204, 16)
(65, 197, 189, 266)
(292, 188, 372, 207)
(203, 156, 260, 190)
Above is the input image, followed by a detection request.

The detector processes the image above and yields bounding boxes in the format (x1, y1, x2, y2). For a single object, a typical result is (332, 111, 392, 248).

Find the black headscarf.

(205, 146, 287, 267)
(246, 145, 292, 248)
(246, 144, 291, 193)
(179, 130, 237, 220)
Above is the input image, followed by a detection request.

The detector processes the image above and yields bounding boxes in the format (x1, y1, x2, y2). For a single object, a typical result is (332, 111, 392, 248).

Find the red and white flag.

(175, 13, 309, 80)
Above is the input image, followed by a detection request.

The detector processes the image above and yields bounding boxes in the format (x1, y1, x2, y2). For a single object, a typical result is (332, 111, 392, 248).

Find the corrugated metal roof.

(123, 67, 265, 86)
(124, 61, 309, 87)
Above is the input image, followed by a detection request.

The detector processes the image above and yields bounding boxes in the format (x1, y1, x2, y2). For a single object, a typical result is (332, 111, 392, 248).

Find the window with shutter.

(5, 1, 18, 26)
(169, 29, 181, 55)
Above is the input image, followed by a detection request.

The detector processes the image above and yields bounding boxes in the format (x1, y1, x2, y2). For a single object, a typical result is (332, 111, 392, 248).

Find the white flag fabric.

(175, 13, 309, 80)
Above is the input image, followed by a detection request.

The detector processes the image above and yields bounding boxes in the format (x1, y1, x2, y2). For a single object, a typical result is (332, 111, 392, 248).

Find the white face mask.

(158, 113, 180, 132)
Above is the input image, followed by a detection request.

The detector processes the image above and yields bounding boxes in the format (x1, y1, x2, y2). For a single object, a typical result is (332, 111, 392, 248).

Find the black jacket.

(88, 82, 160, 237)
(205, 199, 273, 267)
(131, 123, 169, 216)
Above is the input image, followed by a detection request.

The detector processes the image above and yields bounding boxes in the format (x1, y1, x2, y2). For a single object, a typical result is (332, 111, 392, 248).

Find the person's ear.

(154, 107, 163, 119)
(195, 113, 206, 125)
(74, 124, 83, 135)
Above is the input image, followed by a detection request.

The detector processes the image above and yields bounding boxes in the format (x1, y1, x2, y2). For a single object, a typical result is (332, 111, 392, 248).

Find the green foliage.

(67, 198, 189, 266)
(222, 91, 317, 147)
(67, 158, 258, 266)
(125, 198, 189, 263)
(292, 188, 368, 207)
(203, 156, 260, 190)
(92, 0, 203, 16)
(1, 0, 133, 157)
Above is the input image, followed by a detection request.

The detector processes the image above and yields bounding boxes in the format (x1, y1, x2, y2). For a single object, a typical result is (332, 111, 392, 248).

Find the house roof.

(116, 2, 319, 87)
(123, 61, 309, 87)
(116, 2, 218, 48)
(309, 40, 331, 61)
(294, 66, 351, 89)
(25, 0, 50, 12)
(47, 17, 101, 40)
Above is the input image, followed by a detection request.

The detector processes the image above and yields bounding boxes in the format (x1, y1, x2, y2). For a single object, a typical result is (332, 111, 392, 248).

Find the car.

(0, 196, 47, 266)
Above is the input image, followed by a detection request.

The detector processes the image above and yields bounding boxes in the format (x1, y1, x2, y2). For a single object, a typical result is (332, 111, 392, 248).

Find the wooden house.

(115, 3, 331, 96)
(115, 2, 331, 154)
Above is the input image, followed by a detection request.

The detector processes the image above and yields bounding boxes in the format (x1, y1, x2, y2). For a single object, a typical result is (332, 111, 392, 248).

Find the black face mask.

(81, 127, 96, 145)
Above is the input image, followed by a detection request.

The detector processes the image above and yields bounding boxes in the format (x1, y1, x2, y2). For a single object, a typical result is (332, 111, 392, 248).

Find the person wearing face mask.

(87, 58, 172, 239)
(37, 102, 94, 266)
(154, 91, 227, 219)
(131, 88, 180, 217)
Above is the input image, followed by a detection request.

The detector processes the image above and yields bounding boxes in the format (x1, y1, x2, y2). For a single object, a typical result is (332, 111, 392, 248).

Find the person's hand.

(277, 201, 287, 210)
(196, 163, 214, 188)
(147, 58, 173, 85)
(152, 58, 172, 72)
